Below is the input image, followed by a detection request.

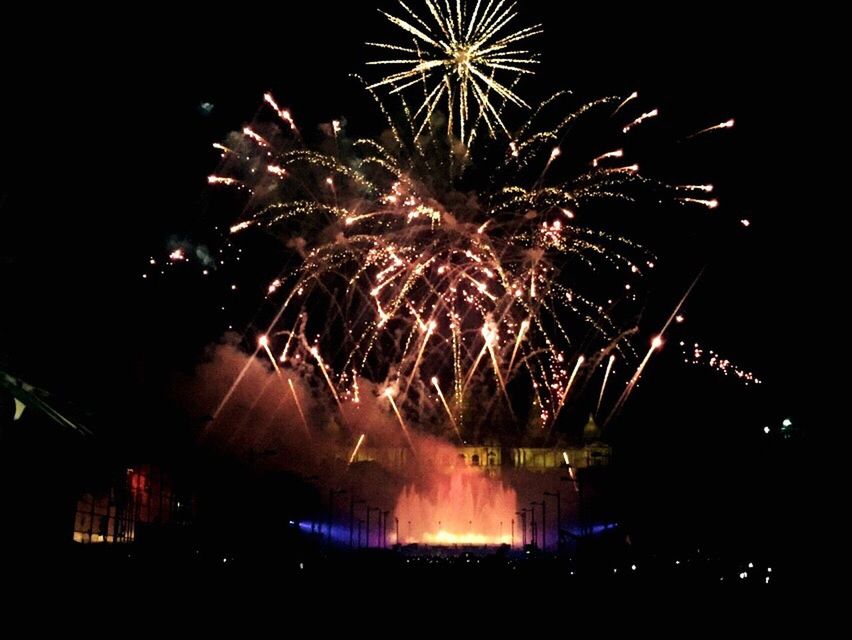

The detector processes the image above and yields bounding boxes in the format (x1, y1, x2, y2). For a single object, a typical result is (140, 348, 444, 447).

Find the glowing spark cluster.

(681, 341, 762, 386)
(367, 0, 542, 144)
(198, 2, 737, 439)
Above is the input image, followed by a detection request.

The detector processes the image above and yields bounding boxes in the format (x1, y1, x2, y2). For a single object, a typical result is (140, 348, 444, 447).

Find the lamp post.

(544, 491, 561, 552)
(366, 507, 381, 548)
(382, 510, 389, 548)
(349, 497, 365, 548)
(530, 501, 541, 549)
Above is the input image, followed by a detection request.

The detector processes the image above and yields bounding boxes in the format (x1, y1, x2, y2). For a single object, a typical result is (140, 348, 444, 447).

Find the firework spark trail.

(311, 347, 342, 409)
(613, 91, 638, 114)
(348, 433, 367, 465)
(623, 108, 659, 134)
(683, 118, 735, 141)
(508, 318, 529, 372)
(605, 269, 706, 425)
(432, 377, 462, 441)
(596, 354, 615, 416)
(285, 378, 311, 436)
(211, 343, 264, 421)
(263, 92, 300, 135)
(385, 389, 416, 454)
(551, 355, 584, 429)
(259, 336, 312, 439)
(403, 320, 436, 397)
(681, 340, 762, 386)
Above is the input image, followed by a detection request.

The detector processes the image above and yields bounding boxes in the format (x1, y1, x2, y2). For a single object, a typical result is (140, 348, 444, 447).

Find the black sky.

(1, 1, 818, 441)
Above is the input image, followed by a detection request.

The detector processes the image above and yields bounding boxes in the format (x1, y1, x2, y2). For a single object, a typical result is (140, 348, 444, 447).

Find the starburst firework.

(367, 0, 541, 145)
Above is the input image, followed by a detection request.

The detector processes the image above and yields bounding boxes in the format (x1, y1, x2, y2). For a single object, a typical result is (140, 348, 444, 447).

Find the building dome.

(583, 414, 601, 442)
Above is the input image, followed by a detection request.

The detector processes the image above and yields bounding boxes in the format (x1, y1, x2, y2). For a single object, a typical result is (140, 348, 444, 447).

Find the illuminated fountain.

(393, 470, 516, 546)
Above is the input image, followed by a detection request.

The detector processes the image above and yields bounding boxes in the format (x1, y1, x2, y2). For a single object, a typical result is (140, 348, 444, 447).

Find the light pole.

(382, 510, 389, 548)
(530, 501, 541, 548)
(349, 497, 365, 547)
(544, 491, 560, 552)
(366, 507, 381, 548)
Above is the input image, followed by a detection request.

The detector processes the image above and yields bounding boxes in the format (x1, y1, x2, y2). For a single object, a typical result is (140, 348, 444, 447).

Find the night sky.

(1, 2, 818, 555)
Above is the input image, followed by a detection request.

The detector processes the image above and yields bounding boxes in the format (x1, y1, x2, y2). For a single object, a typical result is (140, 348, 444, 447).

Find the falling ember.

(614, 91, 639, 114)
(562, 452, 578, 489)
(682, 341, 762, 386)
(263, 92, 297, 131)
(208, 176, 238, 186)
(685, 118, 735, 140)
(242, 127, 270, 147)
(623, 109, 659, 134)
(267, 164, 287, 177)
(348, 433, 366, 465)
(230, 220, 255, 234)
(169, 249, 185, 262)
(679, 198, 719, 209)
(683, 184, 714, 193)
(592, 149, 624, 167)
(267, 279, 282, 295)
(741, 219, 751, 227)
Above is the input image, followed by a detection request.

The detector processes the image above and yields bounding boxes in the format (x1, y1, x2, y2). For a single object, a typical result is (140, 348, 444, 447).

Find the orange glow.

(421, 531, 512, 545)
(393, 471, 516, 546)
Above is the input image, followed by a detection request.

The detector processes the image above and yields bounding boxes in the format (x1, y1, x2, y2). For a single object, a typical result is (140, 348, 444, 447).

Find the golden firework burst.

(367, 0, 541, 145)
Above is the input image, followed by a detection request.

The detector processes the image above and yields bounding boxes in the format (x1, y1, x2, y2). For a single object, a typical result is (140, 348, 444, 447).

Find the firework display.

(179, 0, 741, 442)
